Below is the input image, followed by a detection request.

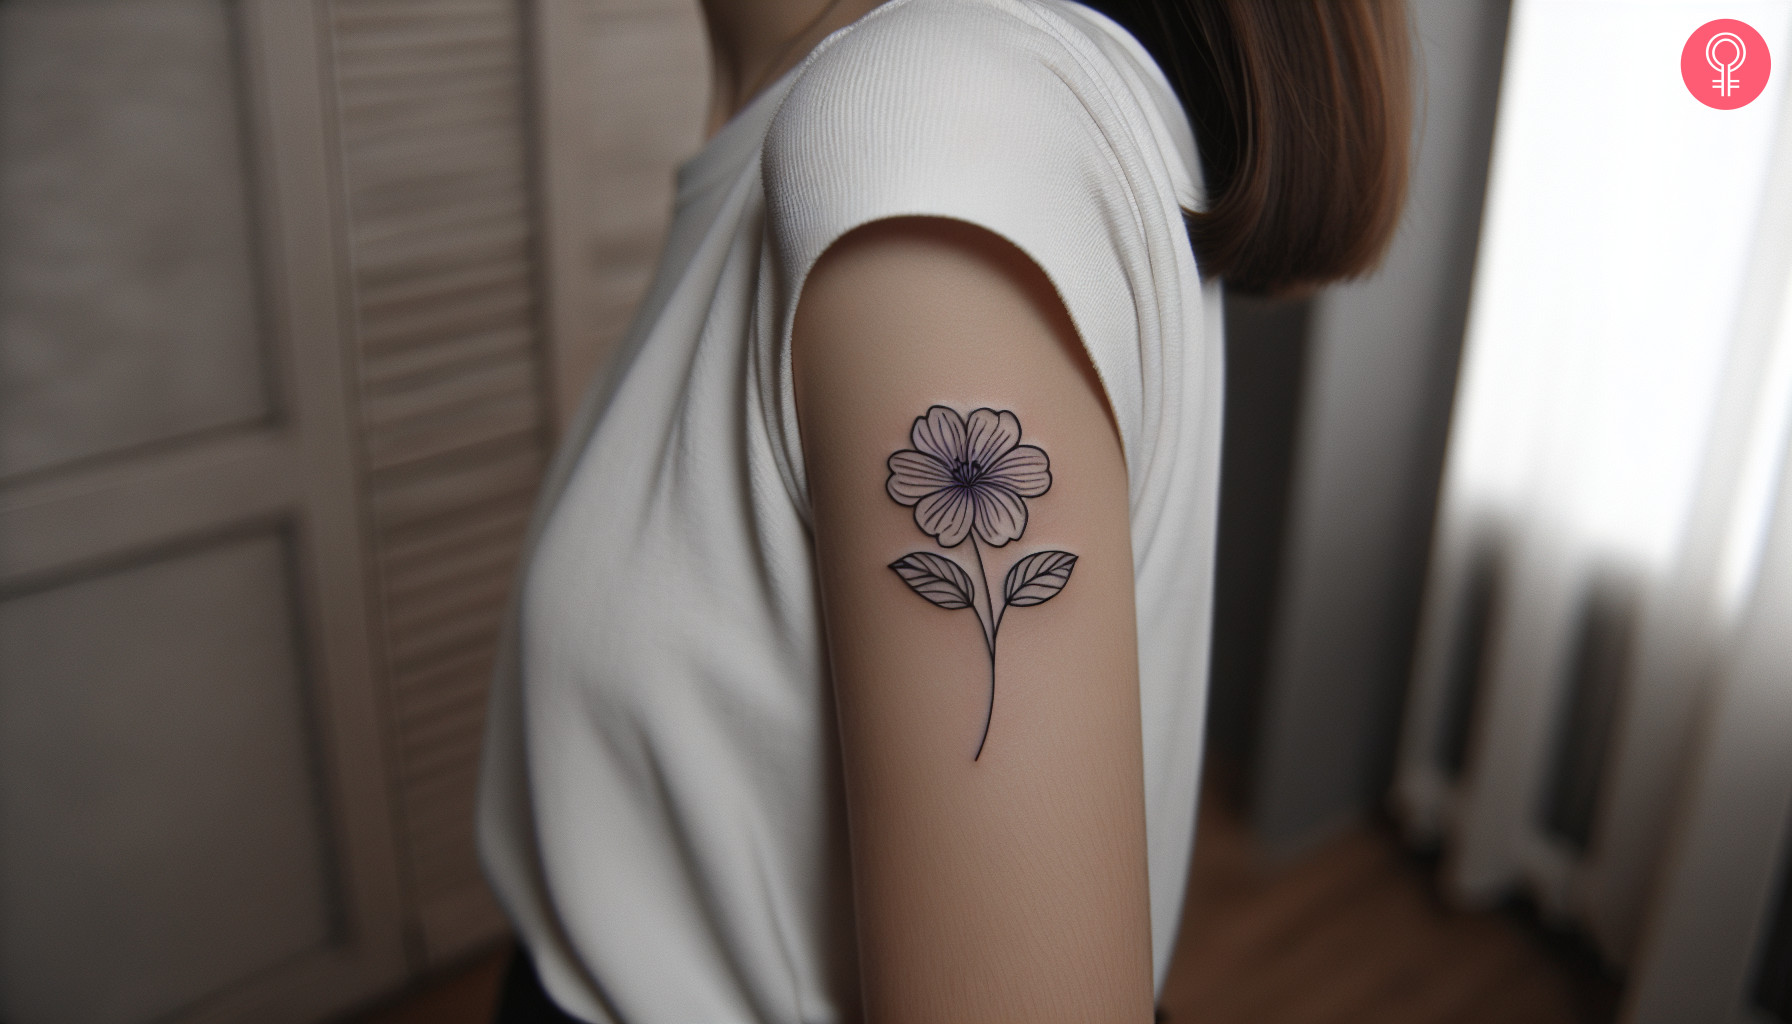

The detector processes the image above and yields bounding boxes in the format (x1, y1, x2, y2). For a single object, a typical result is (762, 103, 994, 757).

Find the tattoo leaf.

(890, 551, 977, 610)
(1003, 550, 1078, 607)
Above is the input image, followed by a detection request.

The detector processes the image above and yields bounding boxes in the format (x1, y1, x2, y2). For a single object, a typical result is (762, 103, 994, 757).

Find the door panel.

(0, 531, 334, 1024)
(0, 0, 271, 481)
(0, 2, 409, 1022)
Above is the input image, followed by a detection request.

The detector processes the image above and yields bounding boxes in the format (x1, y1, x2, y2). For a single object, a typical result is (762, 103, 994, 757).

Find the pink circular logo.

(1682, 19, 1771, 109)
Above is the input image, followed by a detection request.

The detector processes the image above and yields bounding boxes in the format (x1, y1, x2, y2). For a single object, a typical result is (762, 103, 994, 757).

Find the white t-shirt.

(477, 0, 1224, 1019)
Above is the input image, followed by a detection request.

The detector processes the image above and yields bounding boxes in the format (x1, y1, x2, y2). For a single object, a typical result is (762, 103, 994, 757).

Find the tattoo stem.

(969, 535, 1000, 760)
(968, 535, 997, 653)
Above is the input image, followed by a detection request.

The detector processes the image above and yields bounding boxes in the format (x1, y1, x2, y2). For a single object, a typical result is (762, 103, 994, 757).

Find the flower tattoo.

(886, 406, 1052, 547)
(886, 405, 1077, 760)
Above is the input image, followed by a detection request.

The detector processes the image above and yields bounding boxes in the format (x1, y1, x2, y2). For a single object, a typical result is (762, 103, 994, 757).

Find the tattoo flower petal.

(964, 408, 1022, 468)
(972, 486, 1028, 546)
(985, 444, 1051, 498)
(886, 450, 955, 503)
(885, 405, 1052, 548)
(916, 486, 975, 548)
(911, 405, 967, 464)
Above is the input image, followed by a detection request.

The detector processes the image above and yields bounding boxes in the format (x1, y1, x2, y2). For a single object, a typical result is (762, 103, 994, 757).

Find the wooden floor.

(348, 791, 1618, 1024)
(348, 948, 508, 1024)
(1156, 789, 1618, 1024)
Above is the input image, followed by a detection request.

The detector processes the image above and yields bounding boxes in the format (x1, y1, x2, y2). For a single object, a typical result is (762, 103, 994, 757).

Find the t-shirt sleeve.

(756, 0, 1186, 514)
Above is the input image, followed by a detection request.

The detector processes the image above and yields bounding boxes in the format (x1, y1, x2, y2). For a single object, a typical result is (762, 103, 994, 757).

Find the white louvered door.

(322, 0, 556, 963)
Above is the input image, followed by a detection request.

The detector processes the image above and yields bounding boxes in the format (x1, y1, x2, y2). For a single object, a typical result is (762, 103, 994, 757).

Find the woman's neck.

(697, 0, 880, 136)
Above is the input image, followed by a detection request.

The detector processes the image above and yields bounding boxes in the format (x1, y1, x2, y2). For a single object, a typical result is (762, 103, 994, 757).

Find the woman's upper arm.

(792, 216, 1154, 1023)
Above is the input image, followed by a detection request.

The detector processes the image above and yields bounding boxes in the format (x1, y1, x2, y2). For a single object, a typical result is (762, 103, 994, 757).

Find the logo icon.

(1683, 20, 1771, 109)
(1708, 31, 1746, 96)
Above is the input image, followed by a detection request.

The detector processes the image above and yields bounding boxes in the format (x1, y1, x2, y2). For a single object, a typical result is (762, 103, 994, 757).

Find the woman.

(479, 0, 1408, 1021)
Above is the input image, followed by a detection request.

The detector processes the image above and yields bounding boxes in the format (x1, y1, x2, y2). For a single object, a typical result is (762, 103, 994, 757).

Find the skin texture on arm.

(793, 218, 1155, 1024)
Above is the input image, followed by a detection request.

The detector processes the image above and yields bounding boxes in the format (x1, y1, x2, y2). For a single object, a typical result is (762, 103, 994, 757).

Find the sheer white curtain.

(1625, 415, 1792, 1022)
(1393, 0, 1792, 970)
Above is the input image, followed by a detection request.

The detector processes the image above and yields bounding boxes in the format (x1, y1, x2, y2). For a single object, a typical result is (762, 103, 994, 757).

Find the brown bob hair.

(1087, 0, 1412, 295)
